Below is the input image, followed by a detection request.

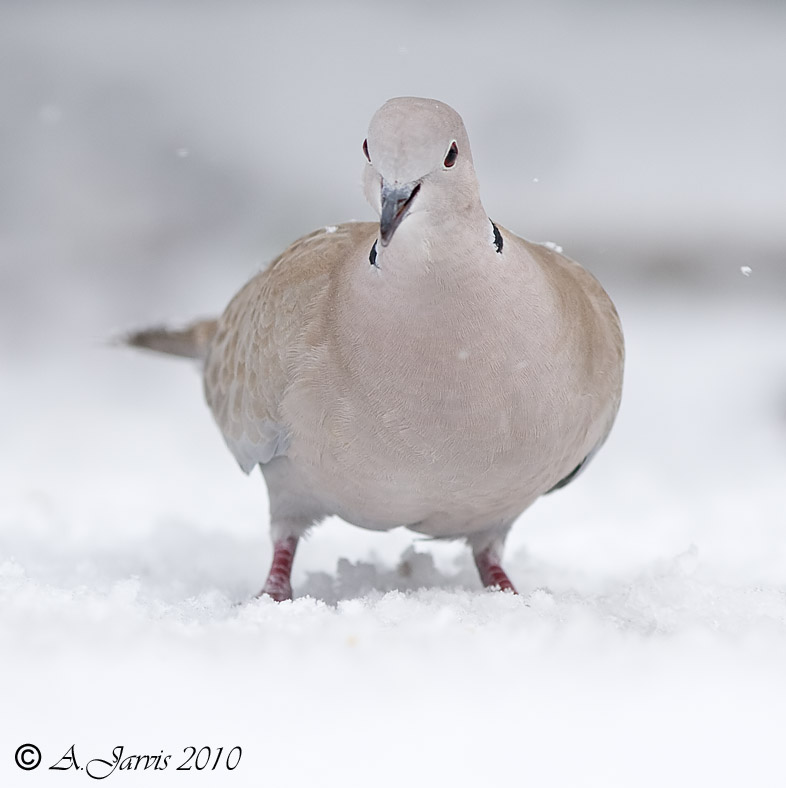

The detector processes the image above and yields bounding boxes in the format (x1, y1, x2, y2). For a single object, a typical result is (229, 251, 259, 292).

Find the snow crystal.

(324, 225, 338, 233)
(740, 265, 752, 276)
(543, 240, 564, 253)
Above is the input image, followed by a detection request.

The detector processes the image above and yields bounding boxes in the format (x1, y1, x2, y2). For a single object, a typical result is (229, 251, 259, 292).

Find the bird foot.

(474, 548, 518, 594)
(257, 578, 293, 602)
(257, 536, 298, 602)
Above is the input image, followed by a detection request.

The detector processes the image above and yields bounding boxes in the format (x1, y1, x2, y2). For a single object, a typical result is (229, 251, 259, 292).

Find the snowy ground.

(3, 1, 786, 786)
(3, 288, 786, 787)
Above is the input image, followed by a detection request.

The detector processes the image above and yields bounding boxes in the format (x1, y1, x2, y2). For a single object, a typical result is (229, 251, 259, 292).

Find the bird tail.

(123, 319, 218, 361)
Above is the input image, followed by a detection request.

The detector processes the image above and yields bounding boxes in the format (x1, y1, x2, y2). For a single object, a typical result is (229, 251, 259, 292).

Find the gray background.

(2, 0, 784, 360)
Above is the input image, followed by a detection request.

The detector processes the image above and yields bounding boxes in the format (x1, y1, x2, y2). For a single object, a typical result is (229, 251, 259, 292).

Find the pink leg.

(473, 546, 518, 594)
(258, 535, 299, 601)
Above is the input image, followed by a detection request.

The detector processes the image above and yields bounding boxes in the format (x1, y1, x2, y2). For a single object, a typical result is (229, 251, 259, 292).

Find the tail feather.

(124, 319, 218, 361)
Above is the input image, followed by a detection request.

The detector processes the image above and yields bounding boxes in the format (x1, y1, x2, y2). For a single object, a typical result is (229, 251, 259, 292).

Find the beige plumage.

(127, 97, 624, 600)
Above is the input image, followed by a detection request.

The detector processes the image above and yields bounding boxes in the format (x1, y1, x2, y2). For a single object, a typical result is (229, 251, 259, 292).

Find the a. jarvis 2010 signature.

(48, 744, 242, 778)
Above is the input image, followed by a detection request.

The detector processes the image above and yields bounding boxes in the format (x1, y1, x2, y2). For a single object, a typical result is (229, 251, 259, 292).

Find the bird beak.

(379, 180, 421, 247)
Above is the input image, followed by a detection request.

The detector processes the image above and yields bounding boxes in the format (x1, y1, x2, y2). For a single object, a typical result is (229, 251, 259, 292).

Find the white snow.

(3, 292, 786, 787)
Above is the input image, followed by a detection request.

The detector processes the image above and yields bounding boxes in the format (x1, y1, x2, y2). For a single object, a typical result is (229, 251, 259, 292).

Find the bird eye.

(443, 141, 458, 168)
(363, 139, 370, 162)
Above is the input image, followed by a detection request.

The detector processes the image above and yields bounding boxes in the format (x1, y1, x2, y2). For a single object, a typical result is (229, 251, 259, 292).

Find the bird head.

(362, 97, 481, 248)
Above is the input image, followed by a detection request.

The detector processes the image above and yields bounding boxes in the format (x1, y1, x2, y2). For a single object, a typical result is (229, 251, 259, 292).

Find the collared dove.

(127, 97, 624, 601)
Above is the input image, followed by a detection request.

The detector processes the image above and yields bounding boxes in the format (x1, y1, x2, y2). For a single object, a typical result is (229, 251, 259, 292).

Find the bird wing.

(523, 234, 625, 493)
(203, 222, 377, 472)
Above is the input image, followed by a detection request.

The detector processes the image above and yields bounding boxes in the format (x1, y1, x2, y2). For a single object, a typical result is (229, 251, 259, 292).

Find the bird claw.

(257, 582, 292, 603)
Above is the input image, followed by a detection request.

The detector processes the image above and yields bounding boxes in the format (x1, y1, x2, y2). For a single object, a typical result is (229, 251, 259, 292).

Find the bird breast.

(277, 256, 604, 531)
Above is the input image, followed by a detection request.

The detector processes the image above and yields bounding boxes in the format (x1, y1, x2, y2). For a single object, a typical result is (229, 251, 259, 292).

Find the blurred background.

(2, 0, 785, 352)
(2, 0, 785, 588)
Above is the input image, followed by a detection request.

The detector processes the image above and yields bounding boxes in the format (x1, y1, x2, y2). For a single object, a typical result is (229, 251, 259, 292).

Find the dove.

(127, 97, 624, 601)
